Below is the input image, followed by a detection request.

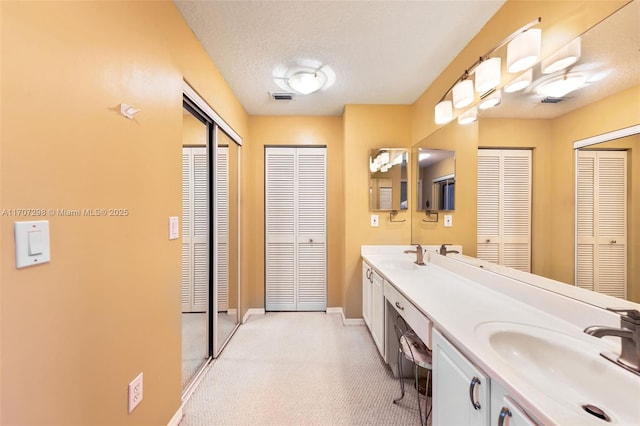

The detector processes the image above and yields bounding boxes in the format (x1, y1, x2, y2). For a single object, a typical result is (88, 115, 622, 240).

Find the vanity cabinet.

(362, 262, 372, 328)
(362, 261, 385, 357)
(491, 382, 538, 426)
(433, 328, 490, 426)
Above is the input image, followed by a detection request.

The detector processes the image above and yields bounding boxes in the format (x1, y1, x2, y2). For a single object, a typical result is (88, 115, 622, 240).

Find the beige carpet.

(180, 312, 429, 425)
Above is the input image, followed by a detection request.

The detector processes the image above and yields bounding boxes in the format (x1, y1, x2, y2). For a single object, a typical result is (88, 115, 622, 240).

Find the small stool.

(392, 315, 432, 426)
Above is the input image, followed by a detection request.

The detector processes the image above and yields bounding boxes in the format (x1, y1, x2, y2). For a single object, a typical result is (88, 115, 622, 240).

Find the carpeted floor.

(180, 311, 430, 425)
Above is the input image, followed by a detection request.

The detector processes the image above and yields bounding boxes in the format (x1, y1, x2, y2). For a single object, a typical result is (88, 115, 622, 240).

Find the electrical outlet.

(128, 372, 143, 413)
(370, 214, 379, 227)
(444, 214, 453, 227)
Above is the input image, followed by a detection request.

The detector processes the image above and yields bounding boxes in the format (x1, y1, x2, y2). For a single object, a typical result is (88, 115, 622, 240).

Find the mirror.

(411, 1, 640, 306)
(416, 148, 455, 211)
(369, 148, 408, 211)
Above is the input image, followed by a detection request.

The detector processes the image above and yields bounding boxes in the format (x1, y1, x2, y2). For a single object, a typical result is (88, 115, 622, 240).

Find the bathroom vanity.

(361, 245, 640, 425)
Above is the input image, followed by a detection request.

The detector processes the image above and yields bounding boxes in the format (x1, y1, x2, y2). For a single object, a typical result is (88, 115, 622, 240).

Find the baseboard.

(167, 406, 183, 426)
(327, 307, 365, 326)
(242, 308, 265, 324)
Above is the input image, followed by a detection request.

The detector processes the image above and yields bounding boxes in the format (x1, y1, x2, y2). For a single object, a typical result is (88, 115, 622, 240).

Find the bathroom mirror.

(411, 1, 640, 306)
(416, 148, 455, 211)
(369, 148, 408, 211)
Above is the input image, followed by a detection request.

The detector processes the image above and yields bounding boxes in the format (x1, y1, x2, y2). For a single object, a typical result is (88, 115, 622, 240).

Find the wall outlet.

(444, 214, 453, 227)
(128, 372, 143, 413)
(370, 214, 379, 227)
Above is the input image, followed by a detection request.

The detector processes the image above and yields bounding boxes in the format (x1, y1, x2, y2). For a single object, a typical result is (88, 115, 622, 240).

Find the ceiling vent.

(541, 96, 565, 104)
(270, 92, 296, 101)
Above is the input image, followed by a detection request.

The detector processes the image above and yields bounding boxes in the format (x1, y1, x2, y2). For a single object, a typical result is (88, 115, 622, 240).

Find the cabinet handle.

(498, 407, 512, 426)
(469, 376, 482, 410)
(309, 238, 314, 243)
(366, 269, 371, 280)
(395, 301, 404, 311)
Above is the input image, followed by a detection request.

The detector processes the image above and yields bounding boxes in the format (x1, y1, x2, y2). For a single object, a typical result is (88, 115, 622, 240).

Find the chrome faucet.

(584, 308, 640, 376)
(403, 244, 425, 265)
(439, 244, 459, 256)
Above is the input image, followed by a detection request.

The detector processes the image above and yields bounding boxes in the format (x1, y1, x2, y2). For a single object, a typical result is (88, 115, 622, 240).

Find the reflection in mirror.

(417, 149, 455, 211)
(216, 130, 240, 355)
(181, 105, 210, 392)
(369, 148, 408, 211)
(575, 128, 640, 302)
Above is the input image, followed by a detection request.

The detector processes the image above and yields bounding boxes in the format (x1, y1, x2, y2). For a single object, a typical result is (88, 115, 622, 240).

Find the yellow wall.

(244, 116, 344, 310)
(1, 1, 247, 425)
(343, 105, 412, 317)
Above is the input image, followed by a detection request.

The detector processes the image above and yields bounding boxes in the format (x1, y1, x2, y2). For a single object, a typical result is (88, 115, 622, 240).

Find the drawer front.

(384, 281, 432, 349)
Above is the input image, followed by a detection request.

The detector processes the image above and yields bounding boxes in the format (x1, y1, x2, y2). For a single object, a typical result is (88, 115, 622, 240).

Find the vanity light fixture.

(475, 57, 501, 94)
(435, 100, 453, 124)
(452, 78, 474, 109)
(433, 18, 541, 124)
(478, 89, 502, 110)
(504, 69, 533, 93)
(541, 37, 581, 74)
(507, 28, 542, 73)
(457, 107, 478, 125)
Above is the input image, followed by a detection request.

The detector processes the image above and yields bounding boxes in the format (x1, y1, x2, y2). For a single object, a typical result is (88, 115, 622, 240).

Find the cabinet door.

(433, 329, 490, 426)
(371, 269, 385, 357)
(491, 382, 538, 426)
(362, 262, 372, 328)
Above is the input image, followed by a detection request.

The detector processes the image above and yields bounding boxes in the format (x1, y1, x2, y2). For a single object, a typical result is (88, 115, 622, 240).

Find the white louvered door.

(477, 149, 531, 272)
(182, 147, 209, 313)
(577, 150, 627, 298)
(265, 147, 327, 311)
(217, 147, 229, 312)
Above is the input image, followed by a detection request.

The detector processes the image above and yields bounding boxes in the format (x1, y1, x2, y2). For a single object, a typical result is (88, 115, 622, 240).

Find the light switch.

(15, 221, 51, 268)
(444, 215, 453, 227)
(28, 230, 44, 255)
(169, 216, 179, 240)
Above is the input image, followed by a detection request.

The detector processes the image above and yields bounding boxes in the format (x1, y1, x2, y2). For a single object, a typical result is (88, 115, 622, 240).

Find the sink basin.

(475, 321, 640, 424)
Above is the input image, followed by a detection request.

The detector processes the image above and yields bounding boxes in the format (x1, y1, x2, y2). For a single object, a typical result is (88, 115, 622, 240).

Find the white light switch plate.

(444, 215, 453, 227)
(15, 221, 51, 268)
(169, 216, 179, 240)
(370, 214, 379, 227)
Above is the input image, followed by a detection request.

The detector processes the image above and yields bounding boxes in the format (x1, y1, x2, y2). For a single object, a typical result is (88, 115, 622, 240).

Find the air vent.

(270, 92, 296, 101)
(541, 97, 564, 103)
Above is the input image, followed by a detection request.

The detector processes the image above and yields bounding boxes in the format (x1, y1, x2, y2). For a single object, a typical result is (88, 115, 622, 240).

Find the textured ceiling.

(174, 0, 506, 116)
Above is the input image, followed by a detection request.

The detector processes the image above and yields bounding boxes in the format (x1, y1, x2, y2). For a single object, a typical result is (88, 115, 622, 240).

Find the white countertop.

(361, 245, 640, 425)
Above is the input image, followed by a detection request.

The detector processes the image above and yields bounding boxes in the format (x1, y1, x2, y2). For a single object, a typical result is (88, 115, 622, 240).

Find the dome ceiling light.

(535, 73, 587, 98)
(273, 63, 335, 96)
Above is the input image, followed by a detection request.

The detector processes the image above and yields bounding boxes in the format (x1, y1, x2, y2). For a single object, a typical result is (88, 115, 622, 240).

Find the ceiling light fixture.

(535, 73, 586, 98)
(541, 37, 581, 74)
(507, 28, 542, 73)
(434, 17, 541, 124)
(287, 71, 327, 95)
(504, 69, 533, 93)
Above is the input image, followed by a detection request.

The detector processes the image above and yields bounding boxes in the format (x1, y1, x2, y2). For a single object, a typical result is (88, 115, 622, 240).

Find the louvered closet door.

(477, 149, 531, 272)
(182, 147, 209, 313)
(577, 151, 627, 298)
(217, 147, 229, 312)
(265, 147, 327, 311)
